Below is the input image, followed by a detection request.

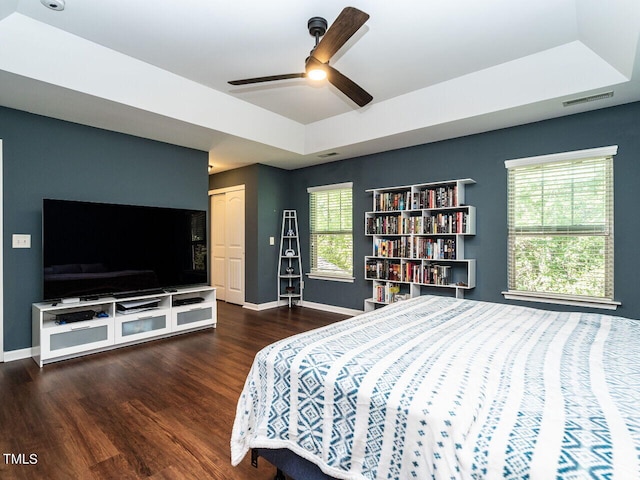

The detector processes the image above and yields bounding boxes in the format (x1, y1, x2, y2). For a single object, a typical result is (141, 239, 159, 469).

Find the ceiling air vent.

(563, 91, 613, 107)
(318, 152, 339, 158)
(41, 0, 65, 10)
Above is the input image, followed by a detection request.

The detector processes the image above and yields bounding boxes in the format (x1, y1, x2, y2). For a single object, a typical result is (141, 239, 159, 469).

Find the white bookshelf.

(364, 179, 476, 311)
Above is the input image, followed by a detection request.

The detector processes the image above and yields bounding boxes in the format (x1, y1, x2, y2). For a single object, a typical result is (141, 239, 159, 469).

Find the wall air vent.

(318, 152, 339, 158)
(563, 91, 613, 107)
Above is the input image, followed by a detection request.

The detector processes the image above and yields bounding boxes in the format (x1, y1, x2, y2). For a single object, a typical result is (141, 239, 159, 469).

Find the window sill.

(502, 291, 621, 311)
(307, 273, 355, 283)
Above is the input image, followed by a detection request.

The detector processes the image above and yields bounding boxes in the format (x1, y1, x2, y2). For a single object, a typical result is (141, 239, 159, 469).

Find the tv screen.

(42, 199, 208, 301)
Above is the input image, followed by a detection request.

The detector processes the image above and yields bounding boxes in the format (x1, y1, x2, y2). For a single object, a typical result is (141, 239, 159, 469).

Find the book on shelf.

(374, 282, 401, 303)
(373, 238, 410, 258)
(410, 237, 456, 260)
(422, 264, 452, 286)
(371, 238, 456, 260)
(373, 211, 469, 235)
(403, 261, 422, 283)
(418, 185, 458, 209)
(366, 259, 401, 281)
(374, 191, 411, 212)
(366, 259, 379, 279)
(367, 215, 401, 234)
(366, 217, 375, 235)
(424, 211, 469, 234)
(388, 263, 401, 281)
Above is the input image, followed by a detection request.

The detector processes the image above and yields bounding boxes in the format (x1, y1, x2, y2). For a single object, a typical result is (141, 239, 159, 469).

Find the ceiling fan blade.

(229, 73, 305, 86)
(325, 64, 373, 107)
(312, 7, 369, 64)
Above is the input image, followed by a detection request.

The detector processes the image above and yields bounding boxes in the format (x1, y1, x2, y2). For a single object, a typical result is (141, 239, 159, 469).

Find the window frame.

(502, 145, 620, 310)
(307, 182, 355, 283)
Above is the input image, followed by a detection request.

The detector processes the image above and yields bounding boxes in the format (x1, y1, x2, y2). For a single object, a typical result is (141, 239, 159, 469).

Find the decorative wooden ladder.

(278, 210, 303, 308)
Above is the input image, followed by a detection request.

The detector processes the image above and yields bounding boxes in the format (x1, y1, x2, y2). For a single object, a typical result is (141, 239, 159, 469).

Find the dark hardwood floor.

(0, 302, 349, 479)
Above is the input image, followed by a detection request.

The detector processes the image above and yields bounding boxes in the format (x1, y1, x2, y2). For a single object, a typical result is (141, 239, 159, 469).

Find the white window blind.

(505, 147, 616, 307)
(308, 183, 353, 280)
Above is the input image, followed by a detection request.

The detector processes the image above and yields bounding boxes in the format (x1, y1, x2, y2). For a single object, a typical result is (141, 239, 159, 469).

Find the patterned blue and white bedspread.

(231, 295, 640, 479)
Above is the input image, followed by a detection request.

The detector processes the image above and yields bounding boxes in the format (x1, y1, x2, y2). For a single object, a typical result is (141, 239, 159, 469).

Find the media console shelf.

(32, 286, 216, 367)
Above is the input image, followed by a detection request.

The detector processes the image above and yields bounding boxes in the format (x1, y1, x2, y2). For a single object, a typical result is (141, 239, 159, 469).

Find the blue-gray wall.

(5, 100, 638, 353)
(212, 101, 640, 319)
(2, 106, 209, 352)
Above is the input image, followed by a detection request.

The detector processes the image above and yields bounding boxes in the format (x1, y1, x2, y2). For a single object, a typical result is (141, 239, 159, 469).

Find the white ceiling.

(1, 0, 639, 173)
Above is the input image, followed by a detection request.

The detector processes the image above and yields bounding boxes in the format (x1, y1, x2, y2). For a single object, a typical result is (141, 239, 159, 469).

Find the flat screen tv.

(42, 199, 208, 301)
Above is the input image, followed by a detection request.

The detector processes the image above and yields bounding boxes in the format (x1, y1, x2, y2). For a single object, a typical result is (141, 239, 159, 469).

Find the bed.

(231, 295, 640, 479)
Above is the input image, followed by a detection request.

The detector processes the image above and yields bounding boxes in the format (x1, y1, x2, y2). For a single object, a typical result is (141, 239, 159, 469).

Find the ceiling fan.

(228, 7, 373, 107)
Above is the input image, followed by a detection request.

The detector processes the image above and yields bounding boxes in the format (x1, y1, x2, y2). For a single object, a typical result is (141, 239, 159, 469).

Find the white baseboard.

(3, 347, 32, 363)
(242, 301, 280, 311)
(302, 301, 362, 317)
(242, 300, 361, 317)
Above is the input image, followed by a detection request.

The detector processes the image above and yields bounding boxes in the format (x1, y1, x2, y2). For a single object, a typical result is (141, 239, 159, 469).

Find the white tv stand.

(32, 286, 216, 367)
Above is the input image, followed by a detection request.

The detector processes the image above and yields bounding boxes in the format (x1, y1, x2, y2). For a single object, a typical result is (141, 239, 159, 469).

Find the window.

(308, 182, 354, 281)
(503, 146, 619, 310)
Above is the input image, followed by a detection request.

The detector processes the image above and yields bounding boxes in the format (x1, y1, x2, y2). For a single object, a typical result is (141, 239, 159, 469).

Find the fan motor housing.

(308, 17, 328, 37)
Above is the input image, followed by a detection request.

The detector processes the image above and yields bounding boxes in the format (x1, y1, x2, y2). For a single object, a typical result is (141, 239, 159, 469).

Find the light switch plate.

(12, 234, 31, 249)
(269, 236, 275, 245)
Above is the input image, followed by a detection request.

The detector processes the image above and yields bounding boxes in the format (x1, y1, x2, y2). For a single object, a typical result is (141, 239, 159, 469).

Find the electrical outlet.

(12, 234, 31, 249)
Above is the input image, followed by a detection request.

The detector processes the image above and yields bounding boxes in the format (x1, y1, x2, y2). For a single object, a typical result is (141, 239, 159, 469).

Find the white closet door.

(210, 186, 245, 305)
(225, 189, 245, 305)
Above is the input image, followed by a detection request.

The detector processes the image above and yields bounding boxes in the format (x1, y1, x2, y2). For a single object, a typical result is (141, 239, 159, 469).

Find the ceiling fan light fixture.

(307, 68, 327, 81)
(228, 7, 372, 107)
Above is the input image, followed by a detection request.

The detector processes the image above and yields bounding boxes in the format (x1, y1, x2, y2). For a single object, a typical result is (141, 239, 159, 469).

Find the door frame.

(1, 140, 4, 362)
(208, 184, 245, 305)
